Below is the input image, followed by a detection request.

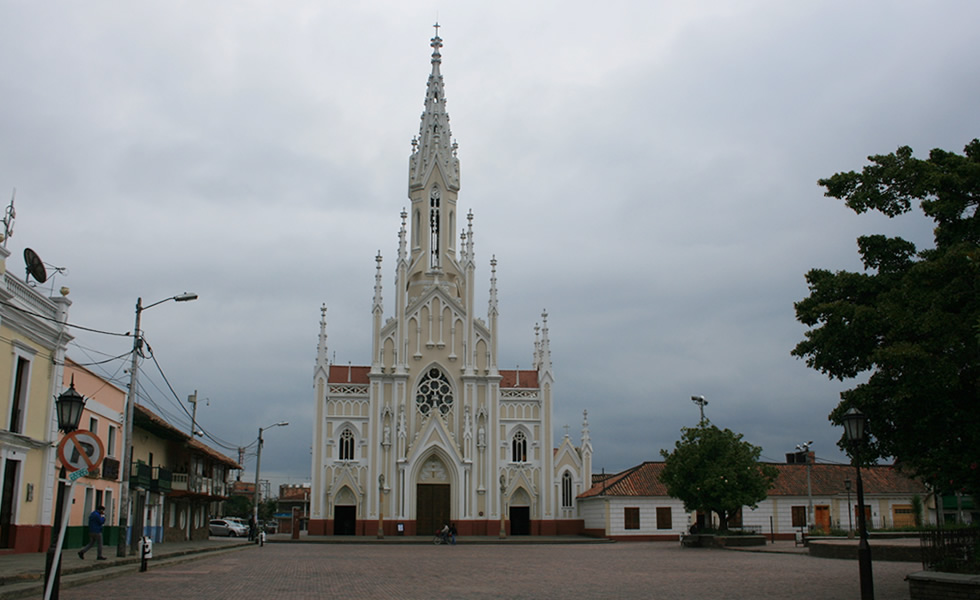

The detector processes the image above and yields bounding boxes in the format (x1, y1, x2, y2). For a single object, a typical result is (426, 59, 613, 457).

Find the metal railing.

(920, 527, 980, 574)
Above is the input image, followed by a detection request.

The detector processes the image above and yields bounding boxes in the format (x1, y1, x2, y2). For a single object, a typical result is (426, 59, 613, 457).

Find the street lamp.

(377, 474, 385, 539)
(691, 395, 708, 425)
(842, 407, 874, 600)
(499, 474, 507, 539)
(845, 478, 853, 536)
(117, 293, 198, 557)
(797, 441, 814, 530)
(43, 378, 87, 600)
(253, 421, 288, 541)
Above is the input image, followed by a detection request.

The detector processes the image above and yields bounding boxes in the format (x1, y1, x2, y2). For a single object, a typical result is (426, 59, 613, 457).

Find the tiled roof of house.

(499, 369, 538, 388)
(579, 461, 927, 499)
(325, 365, 539, 389)
(134, 404, 241, 469)
(580, 462, 672, 498)
(328, 364, 371, 384)
(767, 463, 927, 496)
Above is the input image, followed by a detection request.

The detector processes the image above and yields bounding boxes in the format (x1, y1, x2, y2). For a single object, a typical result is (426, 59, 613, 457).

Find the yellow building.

(0, 244, 73, 553)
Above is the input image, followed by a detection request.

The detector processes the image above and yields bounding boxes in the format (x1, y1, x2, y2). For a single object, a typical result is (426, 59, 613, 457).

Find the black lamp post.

(43, 377, 87, 600)
(842, 407, 874, 600)
(844, 478, 853, 535)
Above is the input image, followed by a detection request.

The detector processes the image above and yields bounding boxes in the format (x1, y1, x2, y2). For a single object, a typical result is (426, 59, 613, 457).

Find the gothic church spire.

(409, 23, 460, 193)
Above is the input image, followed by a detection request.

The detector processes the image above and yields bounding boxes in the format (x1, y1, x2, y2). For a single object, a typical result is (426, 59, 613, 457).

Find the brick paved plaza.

(59, 543, 916, 599)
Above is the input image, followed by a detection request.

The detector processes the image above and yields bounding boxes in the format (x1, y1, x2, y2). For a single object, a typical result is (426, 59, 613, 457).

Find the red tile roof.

(325, 365, 539, 388)
(499, 369, 538, 388)
(328, 364, 371, 384)
(580, 462, 672, 498)
(767, 463, 927, 496)
(134, 404, 241, 469)
(579, 461, 927, 499)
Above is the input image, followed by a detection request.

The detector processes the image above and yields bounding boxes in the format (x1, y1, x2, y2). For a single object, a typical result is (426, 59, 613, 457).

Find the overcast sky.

(2, 1, 978, 492)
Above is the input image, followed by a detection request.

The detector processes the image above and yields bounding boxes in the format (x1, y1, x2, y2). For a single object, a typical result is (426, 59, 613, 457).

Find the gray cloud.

(2, 1, 977, 487)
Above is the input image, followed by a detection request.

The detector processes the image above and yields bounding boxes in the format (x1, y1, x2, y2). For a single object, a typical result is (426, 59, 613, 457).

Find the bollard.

(139, 536, 152, 572)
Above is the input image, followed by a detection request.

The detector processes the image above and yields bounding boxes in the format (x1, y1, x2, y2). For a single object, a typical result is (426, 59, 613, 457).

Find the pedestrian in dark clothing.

(78, 505, 106, 560)
(449, 523, 457, 545)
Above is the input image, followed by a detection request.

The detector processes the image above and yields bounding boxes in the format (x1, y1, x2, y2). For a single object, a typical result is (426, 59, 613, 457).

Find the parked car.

(209, 518, 248, 537)
(223, 516, 249, 531)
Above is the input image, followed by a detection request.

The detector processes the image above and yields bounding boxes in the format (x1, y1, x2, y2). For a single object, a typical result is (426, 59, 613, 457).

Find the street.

(59, 542, 917, 599)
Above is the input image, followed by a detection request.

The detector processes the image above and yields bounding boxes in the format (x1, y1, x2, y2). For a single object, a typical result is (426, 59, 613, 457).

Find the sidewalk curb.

(0, 543, 252, 600)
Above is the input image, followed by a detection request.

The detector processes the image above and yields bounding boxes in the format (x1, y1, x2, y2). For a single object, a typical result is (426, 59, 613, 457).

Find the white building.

(309, 28, 592, 537)
(579, 461, 930, 540)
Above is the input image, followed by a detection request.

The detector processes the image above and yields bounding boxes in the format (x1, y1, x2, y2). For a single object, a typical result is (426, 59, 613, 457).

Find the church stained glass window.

(339, 428, 355, 461)
(562, 472, 573, 508)
(512, 430, 527, 463)
(416, 368, 453, 416)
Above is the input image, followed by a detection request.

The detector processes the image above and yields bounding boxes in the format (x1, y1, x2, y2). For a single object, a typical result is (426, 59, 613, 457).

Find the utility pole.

(188, 390, 198, 437)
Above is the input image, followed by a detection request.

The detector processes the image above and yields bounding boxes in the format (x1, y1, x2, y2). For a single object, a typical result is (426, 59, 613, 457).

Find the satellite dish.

(24, 248, 47, 284)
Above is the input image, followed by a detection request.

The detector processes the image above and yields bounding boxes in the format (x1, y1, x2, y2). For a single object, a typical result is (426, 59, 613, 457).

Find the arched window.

(416, 368, 454, 416)
(562, 472, 573, 508)
(339, 428, 355, 461)
(429, 188, 441, 268)
(512, 430, 527, 463)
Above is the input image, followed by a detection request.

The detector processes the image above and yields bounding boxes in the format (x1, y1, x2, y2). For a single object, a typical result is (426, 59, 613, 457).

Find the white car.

(209, 518, 248, 537)
(223, 516, 249, 531)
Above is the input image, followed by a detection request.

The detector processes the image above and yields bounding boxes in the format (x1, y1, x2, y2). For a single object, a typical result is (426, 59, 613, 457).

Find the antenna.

(2, 189, 14, 247)
(23, 248, 47, 284)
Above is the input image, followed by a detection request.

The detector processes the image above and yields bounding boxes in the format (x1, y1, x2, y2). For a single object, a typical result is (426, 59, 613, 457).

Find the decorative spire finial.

(316, 304, 330, 371)
(373, 252, 384, 312)
(431, 22, 443, 61)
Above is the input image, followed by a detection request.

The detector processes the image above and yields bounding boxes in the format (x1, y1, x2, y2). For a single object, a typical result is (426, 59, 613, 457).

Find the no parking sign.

(57, 430, 105, 473)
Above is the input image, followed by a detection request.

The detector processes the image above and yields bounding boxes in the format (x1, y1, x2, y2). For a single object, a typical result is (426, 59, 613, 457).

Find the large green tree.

(659, 425, 778, 531)
(793, 139, 980, 495)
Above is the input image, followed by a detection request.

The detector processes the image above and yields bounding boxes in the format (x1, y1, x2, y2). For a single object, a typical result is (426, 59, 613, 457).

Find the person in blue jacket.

(78, 505, 106, 560)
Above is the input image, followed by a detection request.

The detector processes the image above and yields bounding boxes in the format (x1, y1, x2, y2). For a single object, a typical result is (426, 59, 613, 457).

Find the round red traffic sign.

(57, 430, 106, 473)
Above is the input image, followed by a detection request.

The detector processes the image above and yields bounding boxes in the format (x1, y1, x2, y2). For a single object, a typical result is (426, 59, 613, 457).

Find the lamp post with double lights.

(117, 293, 198, 557)
(691, 395, 708, 425)
(43, 378, 87, 600)
(253, 421, 288, 541)
(842, 407, 874, 600)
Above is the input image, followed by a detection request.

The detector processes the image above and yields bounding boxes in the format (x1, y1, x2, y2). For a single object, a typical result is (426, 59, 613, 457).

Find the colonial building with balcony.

(132, 404, 240, 543)
(59, 358, 125, 548)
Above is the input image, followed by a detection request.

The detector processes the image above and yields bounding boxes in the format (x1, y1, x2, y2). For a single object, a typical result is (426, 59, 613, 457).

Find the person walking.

(78, 505, 107, 560)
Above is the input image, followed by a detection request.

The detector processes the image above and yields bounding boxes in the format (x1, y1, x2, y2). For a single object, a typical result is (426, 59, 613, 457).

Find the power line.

(0, 298, 129, 337)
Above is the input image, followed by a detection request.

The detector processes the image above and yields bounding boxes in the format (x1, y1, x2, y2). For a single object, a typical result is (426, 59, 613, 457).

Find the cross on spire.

(431, 22, 443, 56)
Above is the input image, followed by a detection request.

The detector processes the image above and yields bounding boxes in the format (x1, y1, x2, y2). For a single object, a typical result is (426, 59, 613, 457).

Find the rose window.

(416, 368, 453, 416)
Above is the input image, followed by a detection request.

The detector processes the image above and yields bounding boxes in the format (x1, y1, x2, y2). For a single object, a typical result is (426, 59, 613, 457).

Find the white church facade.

(309, 28, 592, 537)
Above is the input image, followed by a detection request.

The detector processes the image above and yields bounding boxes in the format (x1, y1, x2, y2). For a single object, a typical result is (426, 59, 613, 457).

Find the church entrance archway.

(416, 484, 450, 536)
(334, 505, 356, 535)
(509, 507, 530, 535)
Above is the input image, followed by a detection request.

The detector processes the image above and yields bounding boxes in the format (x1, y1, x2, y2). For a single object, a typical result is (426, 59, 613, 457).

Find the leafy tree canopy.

(793, 139, 980, 495)
(223, 494, 251, 518)
(659, 424, 778, 531)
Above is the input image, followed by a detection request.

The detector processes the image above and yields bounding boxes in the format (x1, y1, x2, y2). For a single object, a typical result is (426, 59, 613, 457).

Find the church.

(309, 28, 592, 537)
